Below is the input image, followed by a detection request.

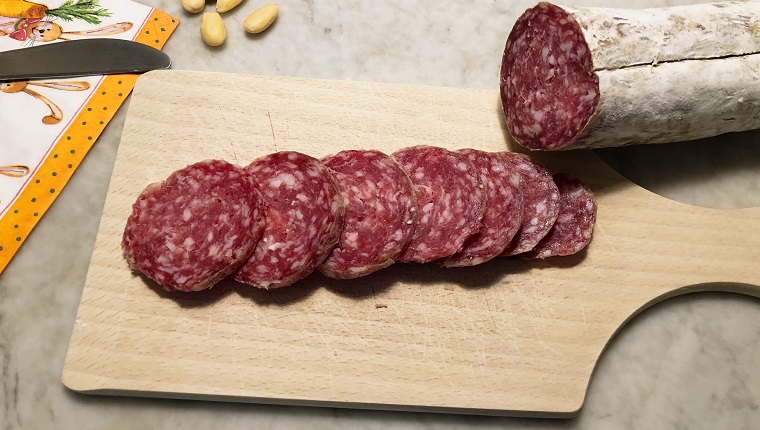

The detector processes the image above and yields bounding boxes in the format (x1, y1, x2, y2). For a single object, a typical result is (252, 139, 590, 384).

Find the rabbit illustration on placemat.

(0, 0, 179, 275)
(0, 165, 30, 205)
(0, 1, 130, 125)
(1, 80, 91, 124)
(0, 0, 132, 45)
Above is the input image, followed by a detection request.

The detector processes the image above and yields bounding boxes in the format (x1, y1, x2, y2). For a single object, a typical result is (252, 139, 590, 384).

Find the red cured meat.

(234, 151, 344, 289)
(501, 153, 560, 256)
(443, 149, 524, 267)
(392, 145, 486, 263)
(319, 150, 418, 279)
(500, 2, 599, 150)
(122, 159, 265, 292)
(524, 173, 597, 258)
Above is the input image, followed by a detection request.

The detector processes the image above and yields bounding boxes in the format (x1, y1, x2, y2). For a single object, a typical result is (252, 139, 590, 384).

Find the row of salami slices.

(122, 145, 597, 292)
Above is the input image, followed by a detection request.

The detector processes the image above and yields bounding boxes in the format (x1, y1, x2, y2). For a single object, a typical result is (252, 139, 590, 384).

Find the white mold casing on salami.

(501, 1, 760, 150)
(233, 152, 345, 289)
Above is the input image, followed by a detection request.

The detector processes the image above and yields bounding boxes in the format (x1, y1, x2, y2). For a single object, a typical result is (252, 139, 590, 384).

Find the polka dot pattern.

(0, 76, 136, 265)
(0, 9, 180, 273)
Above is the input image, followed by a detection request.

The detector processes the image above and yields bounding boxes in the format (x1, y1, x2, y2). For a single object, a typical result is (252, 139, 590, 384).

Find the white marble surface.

(2, 0, 760, 428)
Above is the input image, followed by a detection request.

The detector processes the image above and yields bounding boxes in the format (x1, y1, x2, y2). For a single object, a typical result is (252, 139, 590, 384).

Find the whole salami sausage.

(501, 2, 760, 150)
(442, 149, 523, 267)
(234, 151, 345, 289)
(523, 173, 597, 259)
(500, 153, 560, 256)
(392, 145, 486, 263)
(319, 150, 418, 279)
(122, 160, 266, 292)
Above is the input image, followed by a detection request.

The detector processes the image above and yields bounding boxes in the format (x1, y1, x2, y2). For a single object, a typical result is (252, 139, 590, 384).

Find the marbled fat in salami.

(524, 173, 597, 259)
(122, 159, 265, 292)
(234, 151, 344, 289)
(501, 2, 760, 150)
(442, 149, 524, 267)
(500, 2, 598, 150)
(392, 145, 486, 263)
(319, 150, 418, 279)
(501, 153, 560, 256)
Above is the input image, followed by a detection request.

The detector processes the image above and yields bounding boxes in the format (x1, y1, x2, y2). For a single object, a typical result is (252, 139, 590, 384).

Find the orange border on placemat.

(0, 9, 179, 274)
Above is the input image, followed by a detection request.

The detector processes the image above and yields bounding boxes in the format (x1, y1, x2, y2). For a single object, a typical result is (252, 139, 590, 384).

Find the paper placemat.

(0, 0, 178, 273)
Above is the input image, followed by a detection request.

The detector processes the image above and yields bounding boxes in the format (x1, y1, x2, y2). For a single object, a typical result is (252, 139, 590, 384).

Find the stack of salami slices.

(122, 146, 597, 292)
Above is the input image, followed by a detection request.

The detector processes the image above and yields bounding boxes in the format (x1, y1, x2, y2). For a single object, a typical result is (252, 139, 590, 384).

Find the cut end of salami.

(121, 160, 266, 292)
(234, 151, 345, 289)
(501, 2, 599, 150)
(319, 150, 418, 279)
(523, 173, 597, 259)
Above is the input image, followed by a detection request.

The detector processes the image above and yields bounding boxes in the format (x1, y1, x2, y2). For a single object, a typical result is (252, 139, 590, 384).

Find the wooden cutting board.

(63, 70, 760, 417)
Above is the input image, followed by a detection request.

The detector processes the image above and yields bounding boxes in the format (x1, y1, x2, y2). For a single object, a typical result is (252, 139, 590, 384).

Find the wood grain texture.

(62, 70, 760, 417)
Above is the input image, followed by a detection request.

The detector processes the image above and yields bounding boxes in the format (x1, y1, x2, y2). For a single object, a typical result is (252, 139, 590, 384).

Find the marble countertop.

(2, 0, 760, 428)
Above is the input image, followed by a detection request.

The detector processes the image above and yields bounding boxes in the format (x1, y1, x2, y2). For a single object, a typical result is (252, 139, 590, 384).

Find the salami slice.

(500, 153, 560, 256)
(442, 149, 524, 267)
(122, 160, 265, 292)
(501, 2, 760, 150)
(392, 145, 486, 263)
(319, 150, 418, 279)
(234, 151, 344, 289)
(524, 173, 597, 259)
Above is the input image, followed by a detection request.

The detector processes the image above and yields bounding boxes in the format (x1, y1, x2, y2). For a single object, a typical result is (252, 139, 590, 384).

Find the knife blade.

(0, 39, 171, 82)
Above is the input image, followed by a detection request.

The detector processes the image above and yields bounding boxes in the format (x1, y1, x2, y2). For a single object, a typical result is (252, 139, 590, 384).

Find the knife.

(0, 39, 171, 82)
